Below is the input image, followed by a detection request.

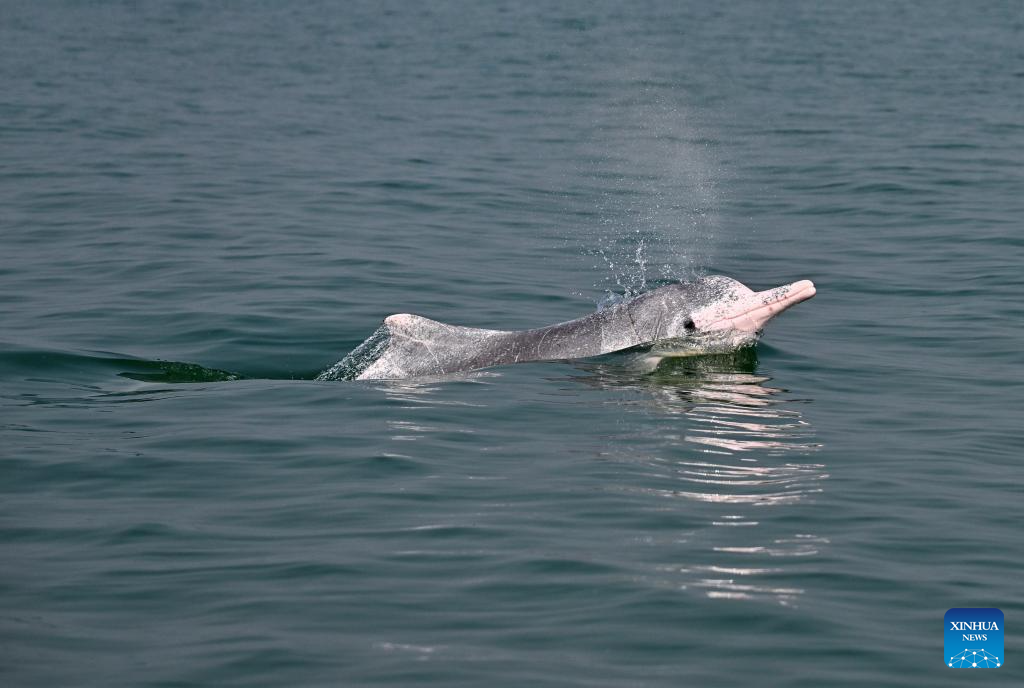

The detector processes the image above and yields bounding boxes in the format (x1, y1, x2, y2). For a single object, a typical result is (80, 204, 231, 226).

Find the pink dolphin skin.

(692, 279, 816, 334)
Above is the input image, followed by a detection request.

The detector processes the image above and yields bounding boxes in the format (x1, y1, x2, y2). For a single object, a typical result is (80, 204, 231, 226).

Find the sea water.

(2, 2, 1022, 685)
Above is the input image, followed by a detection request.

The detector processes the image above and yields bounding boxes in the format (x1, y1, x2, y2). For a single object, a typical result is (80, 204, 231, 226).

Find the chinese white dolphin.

(320, 275, 815, 381)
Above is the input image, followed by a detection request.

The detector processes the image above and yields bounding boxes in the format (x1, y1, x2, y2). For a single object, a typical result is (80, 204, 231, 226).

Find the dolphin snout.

(694, 279, 816, 333)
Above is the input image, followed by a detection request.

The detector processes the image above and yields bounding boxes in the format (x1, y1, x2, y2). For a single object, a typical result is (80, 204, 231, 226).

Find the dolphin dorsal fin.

(353, 313, 507, 379)
(384, 313, 504, 342)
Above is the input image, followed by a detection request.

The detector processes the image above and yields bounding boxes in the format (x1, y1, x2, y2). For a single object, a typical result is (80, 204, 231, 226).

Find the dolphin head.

(648, 275, 816, 355)
(687, 275, 816, 334)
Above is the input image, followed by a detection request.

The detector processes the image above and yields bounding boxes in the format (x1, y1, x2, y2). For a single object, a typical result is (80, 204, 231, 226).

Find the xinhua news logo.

(945, 608, 1003, 668)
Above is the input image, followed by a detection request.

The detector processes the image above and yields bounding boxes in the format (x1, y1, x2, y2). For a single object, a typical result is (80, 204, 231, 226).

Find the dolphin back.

(348, 301, 644, 380)
(320, 285, 688, 381)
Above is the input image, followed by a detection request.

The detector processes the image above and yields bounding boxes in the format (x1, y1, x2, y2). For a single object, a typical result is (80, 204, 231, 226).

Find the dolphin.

(318, 275, 815, 381)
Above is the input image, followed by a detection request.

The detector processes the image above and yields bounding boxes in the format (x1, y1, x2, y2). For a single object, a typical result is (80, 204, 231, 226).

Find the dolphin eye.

(684, 318, 697, 333)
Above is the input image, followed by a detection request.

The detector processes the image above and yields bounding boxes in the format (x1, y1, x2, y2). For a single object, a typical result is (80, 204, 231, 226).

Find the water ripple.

(571, 355, 825, 604)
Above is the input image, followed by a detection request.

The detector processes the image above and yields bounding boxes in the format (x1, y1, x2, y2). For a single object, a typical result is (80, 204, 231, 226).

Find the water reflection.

(364, 351, 825, 606)
(570, 351, 826, 605)
(368, 371, 497, 408)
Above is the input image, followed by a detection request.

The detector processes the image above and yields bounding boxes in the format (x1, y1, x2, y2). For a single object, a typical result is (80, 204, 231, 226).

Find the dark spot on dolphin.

(684, 318, 697, 333)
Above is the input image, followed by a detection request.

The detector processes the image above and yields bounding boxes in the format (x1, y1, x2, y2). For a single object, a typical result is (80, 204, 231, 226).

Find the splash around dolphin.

(317, 275, 815, 381)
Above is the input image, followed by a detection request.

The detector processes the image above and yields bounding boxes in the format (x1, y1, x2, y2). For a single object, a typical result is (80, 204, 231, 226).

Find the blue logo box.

(945, 608, 1003, 668)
